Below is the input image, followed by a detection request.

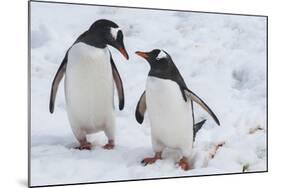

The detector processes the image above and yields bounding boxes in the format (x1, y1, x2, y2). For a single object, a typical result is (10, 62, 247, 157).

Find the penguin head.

(86, 19, 129, 59)
(135, 49, 174, 71)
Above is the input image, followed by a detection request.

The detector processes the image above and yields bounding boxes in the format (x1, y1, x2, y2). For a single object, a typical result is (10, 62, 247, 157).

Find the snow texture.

(30, 2, 267, 186)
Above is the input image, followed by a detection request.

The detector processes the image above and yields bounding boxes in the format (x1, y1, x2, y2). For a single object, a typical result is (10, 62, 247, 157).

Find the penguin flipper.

(49, 52, 68, 113)
(184, 89, 220, 126)
(135, 91, 146, 124)
(110, 54, 125, 110)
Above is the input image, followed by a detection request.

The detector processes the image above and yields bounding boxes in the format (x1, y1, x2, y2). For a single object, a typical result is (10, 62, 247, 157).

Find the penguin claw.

(141, 159, 147, 166)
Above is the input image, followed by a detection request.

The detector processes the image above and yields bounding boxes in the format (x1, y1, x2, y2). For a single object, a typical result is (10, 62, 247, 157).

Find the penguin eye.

(155, 51, 167, 61)
(110, 27, 121, 40)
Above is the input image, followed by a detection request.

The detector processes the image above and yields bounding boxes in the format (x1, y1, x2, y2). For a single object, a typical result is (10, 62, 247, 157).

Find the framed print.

(28, 0, 268, 187)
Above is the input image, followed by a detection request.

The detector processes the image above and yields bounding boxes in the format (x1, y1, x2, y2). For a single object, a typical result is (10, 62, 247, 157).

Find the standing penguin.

(135, 49, 220, 170)
(49, 19, 129, 150)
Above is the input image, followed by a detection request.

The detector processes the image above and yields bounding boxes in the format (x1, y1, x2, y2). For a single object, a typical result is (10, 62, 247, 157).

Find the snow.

(30, 2, 267, 186)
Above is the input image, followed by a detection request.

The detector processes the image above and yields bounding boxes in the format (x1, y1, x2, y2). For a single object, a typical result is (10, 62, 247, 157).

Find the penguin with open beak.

(135, 49, 220, 170)
(49, 19, 129, 150)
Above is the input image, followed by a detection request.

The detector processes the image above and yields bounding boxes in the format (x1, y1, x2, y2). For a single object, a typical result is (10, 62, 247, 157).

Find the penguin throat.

(148, 69, 174, 80)
(78, 32, 107, 49)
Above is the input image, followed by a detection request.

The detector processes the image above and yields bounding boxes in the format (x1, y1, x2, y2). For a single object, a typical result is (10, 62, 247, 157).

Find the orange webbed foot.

(141, 152, 162, 166)
(178, 157, 190, 171)
(75, 142, 92, 150)
(103, 140, 115, 150)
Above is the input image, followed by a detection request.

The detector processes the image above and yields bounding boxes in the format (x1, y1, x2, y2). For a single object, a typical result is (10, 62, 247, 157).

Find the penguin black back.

(89, 19, 119, 31)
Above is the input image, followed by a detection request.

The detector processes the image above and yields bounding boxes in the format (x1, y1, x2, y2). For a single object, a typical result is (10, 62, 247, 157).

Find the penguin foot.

(141, 152, 162, 166)
(103, 140, 115, 150)
(75, 142, 92, 150)
(141, 157, 160, 166)
(178, 157, 190, 171)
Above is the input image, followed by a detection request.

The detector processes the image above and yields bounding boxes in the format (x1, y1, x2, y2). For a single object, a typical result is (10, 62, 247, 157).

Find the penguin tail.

(193, 119, 207, 141)
(195, 119, 206, 132)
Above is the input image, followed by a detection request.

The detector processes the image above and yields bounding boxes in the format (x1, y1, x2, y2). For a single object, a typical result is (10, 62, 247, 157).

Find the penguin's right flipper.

(184, 88, 220, 126)
(49, 52, 68, 113)
(135, 91, 146, 124)
(110, 53, 125, 110)
(193, 119, 206, 141)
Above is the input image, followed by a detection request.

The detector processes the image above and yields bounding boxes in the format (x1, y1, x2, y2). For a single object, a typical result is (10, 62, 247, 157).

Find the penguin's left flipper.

(184, 89, 220, 126)
(110, 53, 125, 110)
(135, 91, 146, 124)
(49, 52, 68, 113)
(49, 31, 88, 114)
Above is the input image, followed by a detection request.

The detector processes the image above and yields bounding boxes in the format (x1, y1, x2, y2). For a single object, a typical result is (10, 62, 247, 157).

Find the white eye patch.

(156, 50, 167, 61)
(110, 27, 121, 40)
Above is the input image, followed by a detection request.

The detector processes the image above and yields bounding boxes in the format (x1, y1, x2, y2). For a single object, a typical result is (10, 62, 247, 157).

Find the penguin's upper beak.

(135, 51, 149, 59)
(109, 30, 129, 60)
(115, 31, 129, 60)
(118, 47, 129, 60)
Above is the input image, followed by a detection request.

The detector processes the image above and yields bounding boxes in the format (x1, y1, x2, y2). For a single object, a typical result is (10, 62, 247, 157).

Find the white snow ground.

(30, 2, 267, 186)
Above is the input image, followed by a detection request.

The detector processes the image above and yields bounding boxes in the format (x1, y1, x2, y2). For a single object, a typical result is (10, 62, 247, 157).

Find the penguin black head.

(79, 19, 129, 59)
(135, 49, 177, 77)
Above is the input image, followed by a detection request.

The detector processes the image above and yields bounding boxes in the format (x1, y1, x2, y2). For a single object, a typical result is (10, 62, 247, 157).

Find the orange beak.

(118, 47, 129, 60)
(135, 51, 149, 59)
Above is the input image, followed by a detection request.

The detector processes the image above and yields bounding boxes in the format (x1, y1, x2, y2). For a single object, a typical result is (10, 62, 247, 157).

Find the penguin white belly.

(146, 76, 193, 155)
(65, 42, 114, 134)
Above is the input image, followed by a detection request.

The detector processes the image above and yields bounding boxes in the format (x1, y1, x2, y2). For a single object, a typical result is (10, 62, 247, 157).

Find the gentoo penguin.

(49, 19, 129, 150)
(135, 49, 220, 170)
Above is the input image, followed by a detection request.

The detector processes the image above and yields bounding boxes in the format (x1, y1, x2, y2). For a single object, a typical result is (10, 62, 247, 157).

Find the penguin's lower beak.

(118, 47, 129, 60)
(135, 51, 149, 59)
